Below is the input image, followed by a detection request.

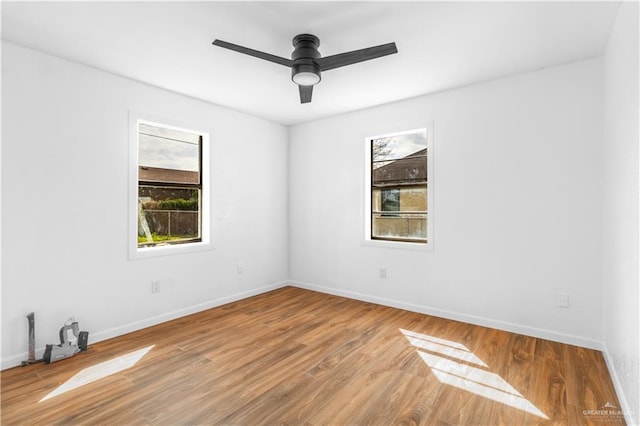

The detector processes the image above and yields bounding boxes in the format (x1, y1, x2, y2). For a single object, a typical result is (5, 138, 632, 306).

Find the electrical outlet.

(151, 280, 161, 294)
(557, 292, 569, 308)
(379, 268, 387, 279)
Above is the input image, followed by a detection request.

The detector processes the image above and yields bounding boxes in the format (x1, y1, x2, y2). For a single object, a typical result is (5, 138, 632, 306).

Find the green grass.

(138, 234, 195, 244)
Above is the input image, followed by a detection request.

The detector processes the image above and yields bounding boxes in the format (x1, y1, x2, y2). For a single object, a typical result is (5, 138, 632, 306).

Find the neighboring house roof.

(139, 166, 199, 184)
(373, 148, 427, 186)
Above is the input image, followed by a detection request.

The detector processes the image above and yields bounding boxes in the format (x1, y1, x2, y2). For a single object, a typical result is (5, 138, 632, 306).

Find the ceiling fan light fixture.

(292, 63, 321, 86)
(293, 71, 320, 86)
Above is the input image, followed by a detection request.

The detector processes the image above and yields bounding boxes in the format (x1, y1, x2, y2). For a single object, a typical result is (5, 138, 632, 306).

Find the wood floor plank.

(349, 370, 437, 425)
(526, 338, 569, 425)
(1, 287, 625, 425)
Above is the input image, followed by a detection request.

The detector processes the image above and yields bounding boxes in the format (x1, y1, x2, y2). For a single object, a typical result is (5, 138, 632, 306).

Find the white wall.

(1, 42, 289, 368)
(290, 57, 604, 349)
(603, 2, 640, 424)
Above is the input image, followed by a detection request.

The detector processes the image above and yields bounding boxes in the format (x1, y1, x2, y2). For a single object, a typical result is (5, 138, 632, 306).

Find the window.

(365, 127, 432, 248)
(129, 112, 210, 258)
(381, 188, 400, 214)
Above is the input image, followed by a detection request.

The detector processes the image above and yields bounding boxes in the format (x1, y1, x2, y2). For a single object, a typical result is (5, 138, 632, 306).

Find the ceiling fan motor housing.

(291, 34, 321, 85)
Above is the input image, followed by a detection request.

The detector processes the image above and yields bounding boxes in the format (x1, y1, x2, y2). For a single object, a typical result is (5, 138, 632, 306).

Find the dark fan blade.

(212, 39, 293, 67)
(316, 42, 397, 71)
(299, 85, 313, 103)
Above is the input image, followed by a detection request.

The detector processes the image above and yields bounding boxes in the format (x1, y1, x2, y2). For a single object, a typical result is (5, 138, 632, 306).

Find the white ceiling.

(2, 1, 620, 126)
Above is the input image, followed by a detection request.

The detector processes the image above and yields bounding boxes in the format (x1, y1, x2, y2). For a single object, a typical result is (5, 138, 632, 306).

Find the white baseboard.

(602, 344, 638, 426)
(289, 280, 603, 350)
(1, 281, 288, 370)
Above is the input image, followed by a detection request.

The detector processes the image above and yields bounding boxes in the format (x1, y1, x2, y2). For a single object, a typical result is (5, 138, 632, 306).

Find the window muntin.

(137, 122, 203, 248)
(370, 129, 428, 244)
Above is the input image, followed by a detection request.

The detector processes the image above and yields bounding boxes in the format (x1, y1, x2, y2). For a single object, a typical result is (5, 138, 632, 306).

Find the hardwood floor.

(1, 287, 624, 425)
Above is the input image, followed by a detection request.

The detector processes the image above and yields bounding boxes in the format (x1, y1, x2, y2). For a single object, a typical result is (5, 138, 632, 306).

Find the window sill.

(361, 239, 433, 251)
(129, 241, 213, 260)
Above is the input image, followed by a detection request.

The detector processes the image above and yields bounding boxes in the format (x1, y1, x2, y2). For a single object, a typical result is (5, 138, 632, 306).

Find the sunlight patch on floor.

(401, 329, 548, 419)
(40, 345, 155, 402)
(400, 328, 487, 367)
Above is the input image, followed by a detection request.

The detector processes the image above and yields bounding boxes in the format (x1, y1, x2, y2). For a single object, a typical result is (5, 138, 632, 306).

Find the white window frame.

(363, 123, 434, 251)
(128, 111, 212, 259)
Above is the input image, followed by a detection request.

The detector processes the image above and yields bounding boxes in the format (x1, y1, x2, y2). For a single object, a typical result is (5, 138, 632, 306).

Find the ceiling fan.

(212, 34, 398, 104)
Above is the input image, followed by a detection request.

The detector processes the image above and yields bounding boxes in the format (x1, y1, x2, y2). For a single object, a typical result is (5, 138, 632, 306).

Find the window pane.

(138, 186, 200, 246)
(138, 123, 200, 182)
(372, 213, 427, 241)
